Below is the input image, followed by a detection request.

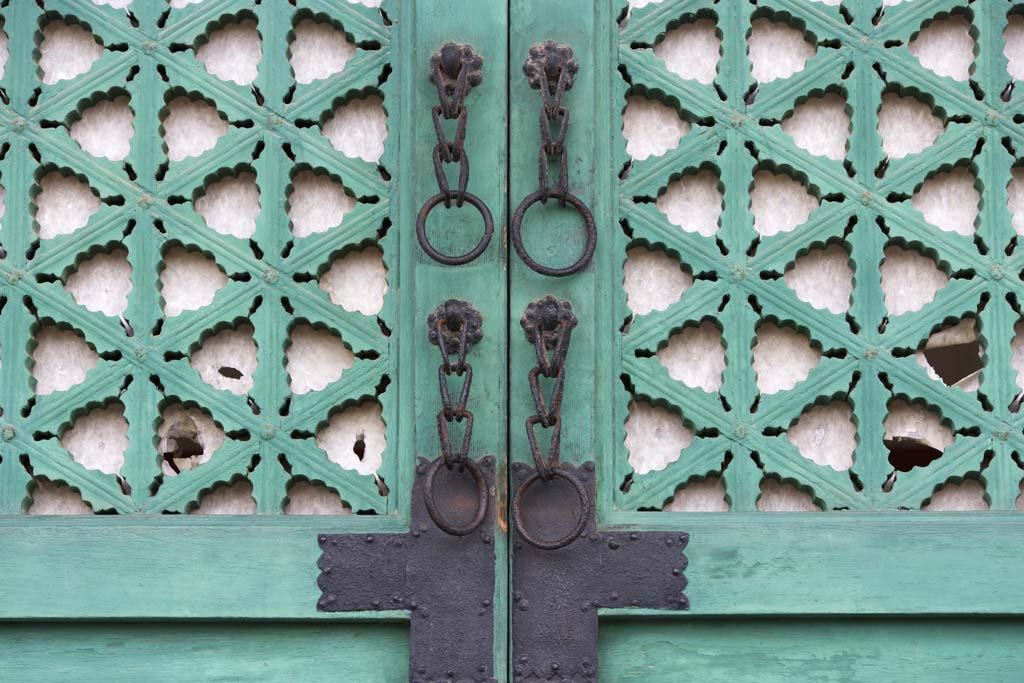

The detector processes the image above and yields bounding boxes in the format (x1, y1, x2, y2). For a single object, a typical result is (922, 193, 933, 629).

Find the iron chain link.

(521, 296, 578, 481)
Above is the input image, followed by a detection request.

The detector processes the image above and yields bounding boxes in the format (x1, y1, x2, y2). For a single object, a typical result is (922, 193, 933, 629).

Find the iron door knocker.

(511, 42, 597, 277)
(512, 296, 592, 549)
(417, 43, 495, 266)
(423, 299, 489, 536)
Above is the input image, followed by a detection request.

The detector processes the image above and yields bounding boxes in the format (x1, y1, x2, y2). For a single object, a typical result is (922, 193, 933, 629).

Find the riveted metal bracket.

(511, 461, 688, 682)
(318, 456, 497, 683)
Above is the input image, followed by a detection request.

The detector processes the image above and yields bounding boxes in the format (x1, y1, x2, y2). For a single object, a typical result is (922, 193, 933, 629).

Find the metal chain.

(418, 43, 494, 266)
(521, 296, 578, 481)
(510, 41, 595, 278)
(430, 63, 471, 208)
(428, 300, 482, 470)
(536, 64, 571, 206)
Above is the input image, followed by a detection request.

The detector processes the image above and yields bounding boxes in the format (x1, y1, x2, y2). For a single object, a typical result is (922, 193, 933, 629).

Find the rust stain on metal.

(496, 460, 508, 532)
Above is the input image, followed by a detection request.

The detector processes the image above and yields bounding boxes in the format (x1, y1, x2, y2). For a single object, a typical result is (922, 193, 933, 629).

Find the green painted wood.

(600, 617, 1024, 682)
(508, 0, 617, 473)
(0, 621, 408, 682)
(0, 0, 393, 514)
(395, 0, 510, 675)
(0, 2, 512, 679)
(2, 515, 1024, 621)
(615, 0, 1024, 511)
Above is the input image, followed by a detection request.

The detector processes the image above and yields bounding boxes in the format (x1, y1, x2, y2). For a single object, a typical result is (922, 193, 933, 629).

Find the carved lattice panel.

(617, 1, 1024, 511)
(0, 1, 394, 514)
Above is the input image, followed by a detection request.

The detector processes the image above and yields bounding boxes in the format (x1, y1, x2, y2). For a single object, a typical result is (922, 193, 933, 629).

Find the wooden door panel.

(0, 622, 408, 683)
(600, 618, 1024, 682)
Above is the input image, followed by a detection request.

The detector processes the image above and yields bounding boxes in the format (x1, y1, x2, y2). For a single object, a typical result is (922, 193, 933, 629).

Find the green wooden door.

(592, 0, 1024, 681)
(4, 0, 1024, 681)
(0, 0, 508, 680)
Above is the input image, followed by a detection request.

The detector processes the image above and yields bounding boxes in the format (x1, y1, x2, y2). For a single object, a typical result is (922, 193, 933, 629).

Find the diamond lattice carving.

(0, 1, 393, 513)
(617, 1, 1024, 510)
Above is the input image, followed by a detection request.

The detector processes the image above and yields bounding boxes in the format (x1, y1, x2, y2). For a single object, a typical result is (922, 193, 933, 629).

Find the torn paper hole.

(158, 404, 225, 476)
(191, 324, 258, 395)
(316, 400, 386, 476)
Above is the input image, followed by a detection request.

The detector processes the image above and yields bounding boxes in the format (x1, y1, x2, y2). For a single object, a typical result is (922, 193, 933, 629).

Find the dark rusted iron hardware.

(425, 299, 488, 536)
(319, 457, 497, 683)
(512, 296, 592, 550)
(417, 43, 494, 266)
(512, 462, 689, 682)
(511, 41, 596, 277)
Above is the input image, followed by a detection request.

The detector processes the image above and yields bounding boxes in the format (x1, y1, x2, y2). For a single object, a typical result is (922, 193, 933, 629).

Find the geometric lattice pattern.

(617, 1, 1024, 510)
(0, 2, 393, 513)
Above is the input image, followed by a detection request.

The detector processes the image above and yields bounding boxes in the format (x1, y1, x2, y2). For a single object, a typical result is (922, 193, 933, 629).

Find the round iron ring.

(423, 456, 488, 536)
(510, 189, 596, 277)
(512, 466, 591, 550)
(417, 190, 494, 266)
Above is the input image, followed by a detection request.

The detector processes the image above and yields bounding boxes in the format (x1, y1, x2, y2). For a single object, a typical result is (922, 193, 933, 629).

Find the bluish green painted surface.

(601, 617, 1024, 682)
(0, 622, 408, 683)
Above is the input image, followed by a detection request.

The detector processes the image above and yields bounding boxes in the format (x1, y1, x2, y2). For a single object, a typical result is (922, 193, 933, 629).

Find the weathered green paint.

(600, 617, 1024, 682)
(0, 0, 513, 677)
(3, 1, 1024, 680)
(616, 0, 1024, 511)
(1, 514, 1023, 622)
(395, 0, 510, 674)
(507, 0, 617, 472)
(0, 622, 408, 682)
(0, 0, 394, 515)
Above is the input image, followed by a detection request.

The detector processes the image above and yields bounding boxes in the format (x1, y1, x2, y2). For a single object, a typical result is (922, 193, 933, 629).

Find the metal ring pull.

(511, 189, 596, 277)
(417, 43, 494, 266)
(512, 466, 590, 550)
(423, 299, 488, 535)
(417, 191, 494, 266)
(423, 456, 488, 537)
(511, 41, 595, 277)
(513, 296, 590, 549)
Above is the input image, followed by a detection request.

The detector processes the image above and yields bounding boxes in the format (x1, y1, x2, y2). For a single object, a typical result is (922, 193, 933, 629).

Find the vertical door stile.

(396, 1, 511, 679)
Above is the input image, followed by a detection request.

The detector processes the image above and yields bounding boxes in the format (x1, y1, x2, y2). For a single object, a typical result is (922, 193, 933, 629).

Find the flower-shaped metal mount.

(429, 42, 484, 95)
(521, 295, 577, 349)
(427, 299, 484, 352)
(523, 40, 579, 91)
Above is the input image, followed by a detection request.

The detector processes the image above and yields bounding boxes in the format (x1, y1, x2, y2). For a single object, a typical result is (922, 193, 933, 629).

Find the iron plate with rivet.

(318, 456, 497, 683)
(511, 461, 688, 681)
